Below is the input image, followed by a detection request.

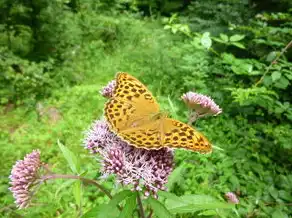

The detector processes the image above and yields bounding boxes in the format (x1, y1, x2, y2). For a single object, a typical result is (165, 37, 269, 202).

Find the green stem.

(136, 192, 145, 218)
(255, 40, 292, 87)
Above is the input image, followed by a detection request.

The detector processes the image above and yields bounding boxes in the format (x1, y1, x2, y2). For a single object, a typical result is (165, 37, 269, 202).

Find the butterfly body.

(104, 73, 212, 153)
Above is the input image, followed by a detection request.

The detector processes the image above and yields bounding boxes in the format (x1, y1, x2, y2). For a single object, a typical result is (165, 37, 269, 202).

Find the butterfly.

(104, 72, 212, 153)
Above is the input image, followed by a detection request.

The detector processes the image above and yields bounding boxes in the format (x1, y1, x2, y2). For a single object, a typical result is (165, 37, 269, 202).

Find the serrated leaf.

(201, 32, 212, 49)
(147, 197, 173, 218)
(118, 194, 136, 218)
(271, 71, 282, 81)
(230, 34, 245, 42)
(57, 140, 80, 174)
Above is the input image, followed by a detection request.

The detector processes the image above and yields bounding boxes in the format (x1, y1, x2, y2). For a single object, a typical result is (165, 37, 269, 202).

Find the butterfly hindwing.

(104, 72, 212, 153)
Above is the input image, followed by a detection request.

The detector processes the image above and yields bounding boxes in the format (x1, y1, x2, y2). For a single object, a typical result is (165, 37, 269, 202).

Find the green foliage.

(1, 0, 292, 217)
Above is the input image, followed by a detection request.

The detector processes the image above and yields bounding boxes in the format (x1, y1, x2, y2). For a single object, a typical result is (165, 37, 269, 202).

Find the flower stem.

(255, 40, 292, 87)
(136, 192, 145, 218)
(188, 111, 198, 125)
(147, 209, 153, 218)
(41, 174, 122, 211)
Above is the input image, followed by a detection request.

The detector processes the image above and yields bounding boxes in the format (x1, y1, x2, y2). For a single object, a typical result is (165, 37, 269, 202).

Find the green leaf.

(201, 32, 212, 49)
(198, 210, 218, 216)
(92, 191, 134, 218)
(73, 180, 82, 208)
(268, 186, 278, 199)
(220, 34, 229, 42)
(272, 209, 288, 218)
(165, 194, 234, 214)
(147, 196, 173, 218)
(266, 51, 278, 62)
(230, 34, 245, 42)
(263, 75, 273, 86)
(278, 190, 292, 201)
(166, 162, 186, 190)
(158, 191, 181, 202)
(231, 42, 246, 49)
(109, 190, 134, 207)
(274, 76, 290, 89)
(118, 194, 137, 218)
(57, 140, 80, 174)
(271, 71, 282, 81)
(82, 204, 119, 218)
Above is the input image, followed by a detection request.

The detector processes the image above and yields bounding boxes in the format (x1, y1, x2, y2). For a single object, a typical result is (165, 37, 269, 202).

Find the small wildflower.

(84, 120, 174, 197)
(225, 192, 239, 204)
(181, 91, 222, 117)
(9, 150, 42, 209)
(100, 80, 116, 98)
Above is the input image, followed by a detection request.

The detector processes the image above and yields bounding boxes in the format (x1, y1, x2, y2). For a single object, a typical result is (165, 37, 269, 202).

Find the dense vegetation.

(1, 0, 292, 217)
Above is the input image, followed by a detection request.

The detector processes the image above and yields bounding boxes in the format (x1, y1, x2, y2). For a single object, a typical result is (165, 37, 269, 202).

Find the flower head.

(84, 120, 119, 153)
(9, 150, 42, 209)
(100, 80, 116, 98)
(225, 192, 239, 204)
(84, 120, 174, 197)
(181, 91, 222, 117)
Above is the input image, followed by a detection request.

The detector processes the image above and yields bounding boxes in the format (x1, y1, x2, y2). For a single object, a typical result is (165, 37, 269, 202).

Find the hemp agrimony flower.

(9, 150, 42, 209)
(84, 120, 174, 197)
(181, 91, 222, 117)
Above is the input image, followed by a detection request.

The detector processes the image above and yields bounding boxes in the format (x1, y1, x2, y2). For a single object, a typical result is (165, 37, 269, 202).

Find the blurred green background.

(1, 0, 292, 217)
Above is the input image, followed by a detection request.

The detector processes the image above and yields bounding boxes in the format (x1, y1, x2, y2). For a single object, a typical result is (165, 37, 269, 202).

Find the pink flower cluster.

(84, 120, 174, 197)
(100, 80, 116, 98)
(225, 192, 239, 204)
(181, 91, 222, 117)
(9, 150, 42, 209)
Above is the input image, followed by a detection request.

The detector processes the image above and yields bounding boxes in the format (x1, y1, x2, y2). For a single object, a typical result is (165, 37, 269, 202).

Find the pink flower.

(84, 120, 120, 153)
(9, 150, 42, 209)
(225, 192, 239, 204)
(84, 120, 174, 197)
(181, 91, 222, 117)
(100, 80, 116, 98)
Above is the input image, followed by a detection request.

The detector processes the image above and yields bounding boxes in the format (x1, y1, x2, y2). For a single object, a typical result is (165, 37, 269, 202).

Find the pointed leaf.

(231, 42, 246, 49)
(73, 180, 82, 208)
(230, 34, 245, 42)
(147, 197, 173, 218)
(220, 34, 229, 42)
(118, 193, 137, 218)
(165, 194, 234, 214)
(57, 140, 80, 174)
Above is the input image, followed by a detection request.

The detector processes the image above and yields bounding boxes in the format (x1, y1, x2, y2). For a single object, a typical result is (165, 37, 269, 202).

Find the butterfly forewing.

(104, 72, 212, 153)
(161, 118, 212, 153)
